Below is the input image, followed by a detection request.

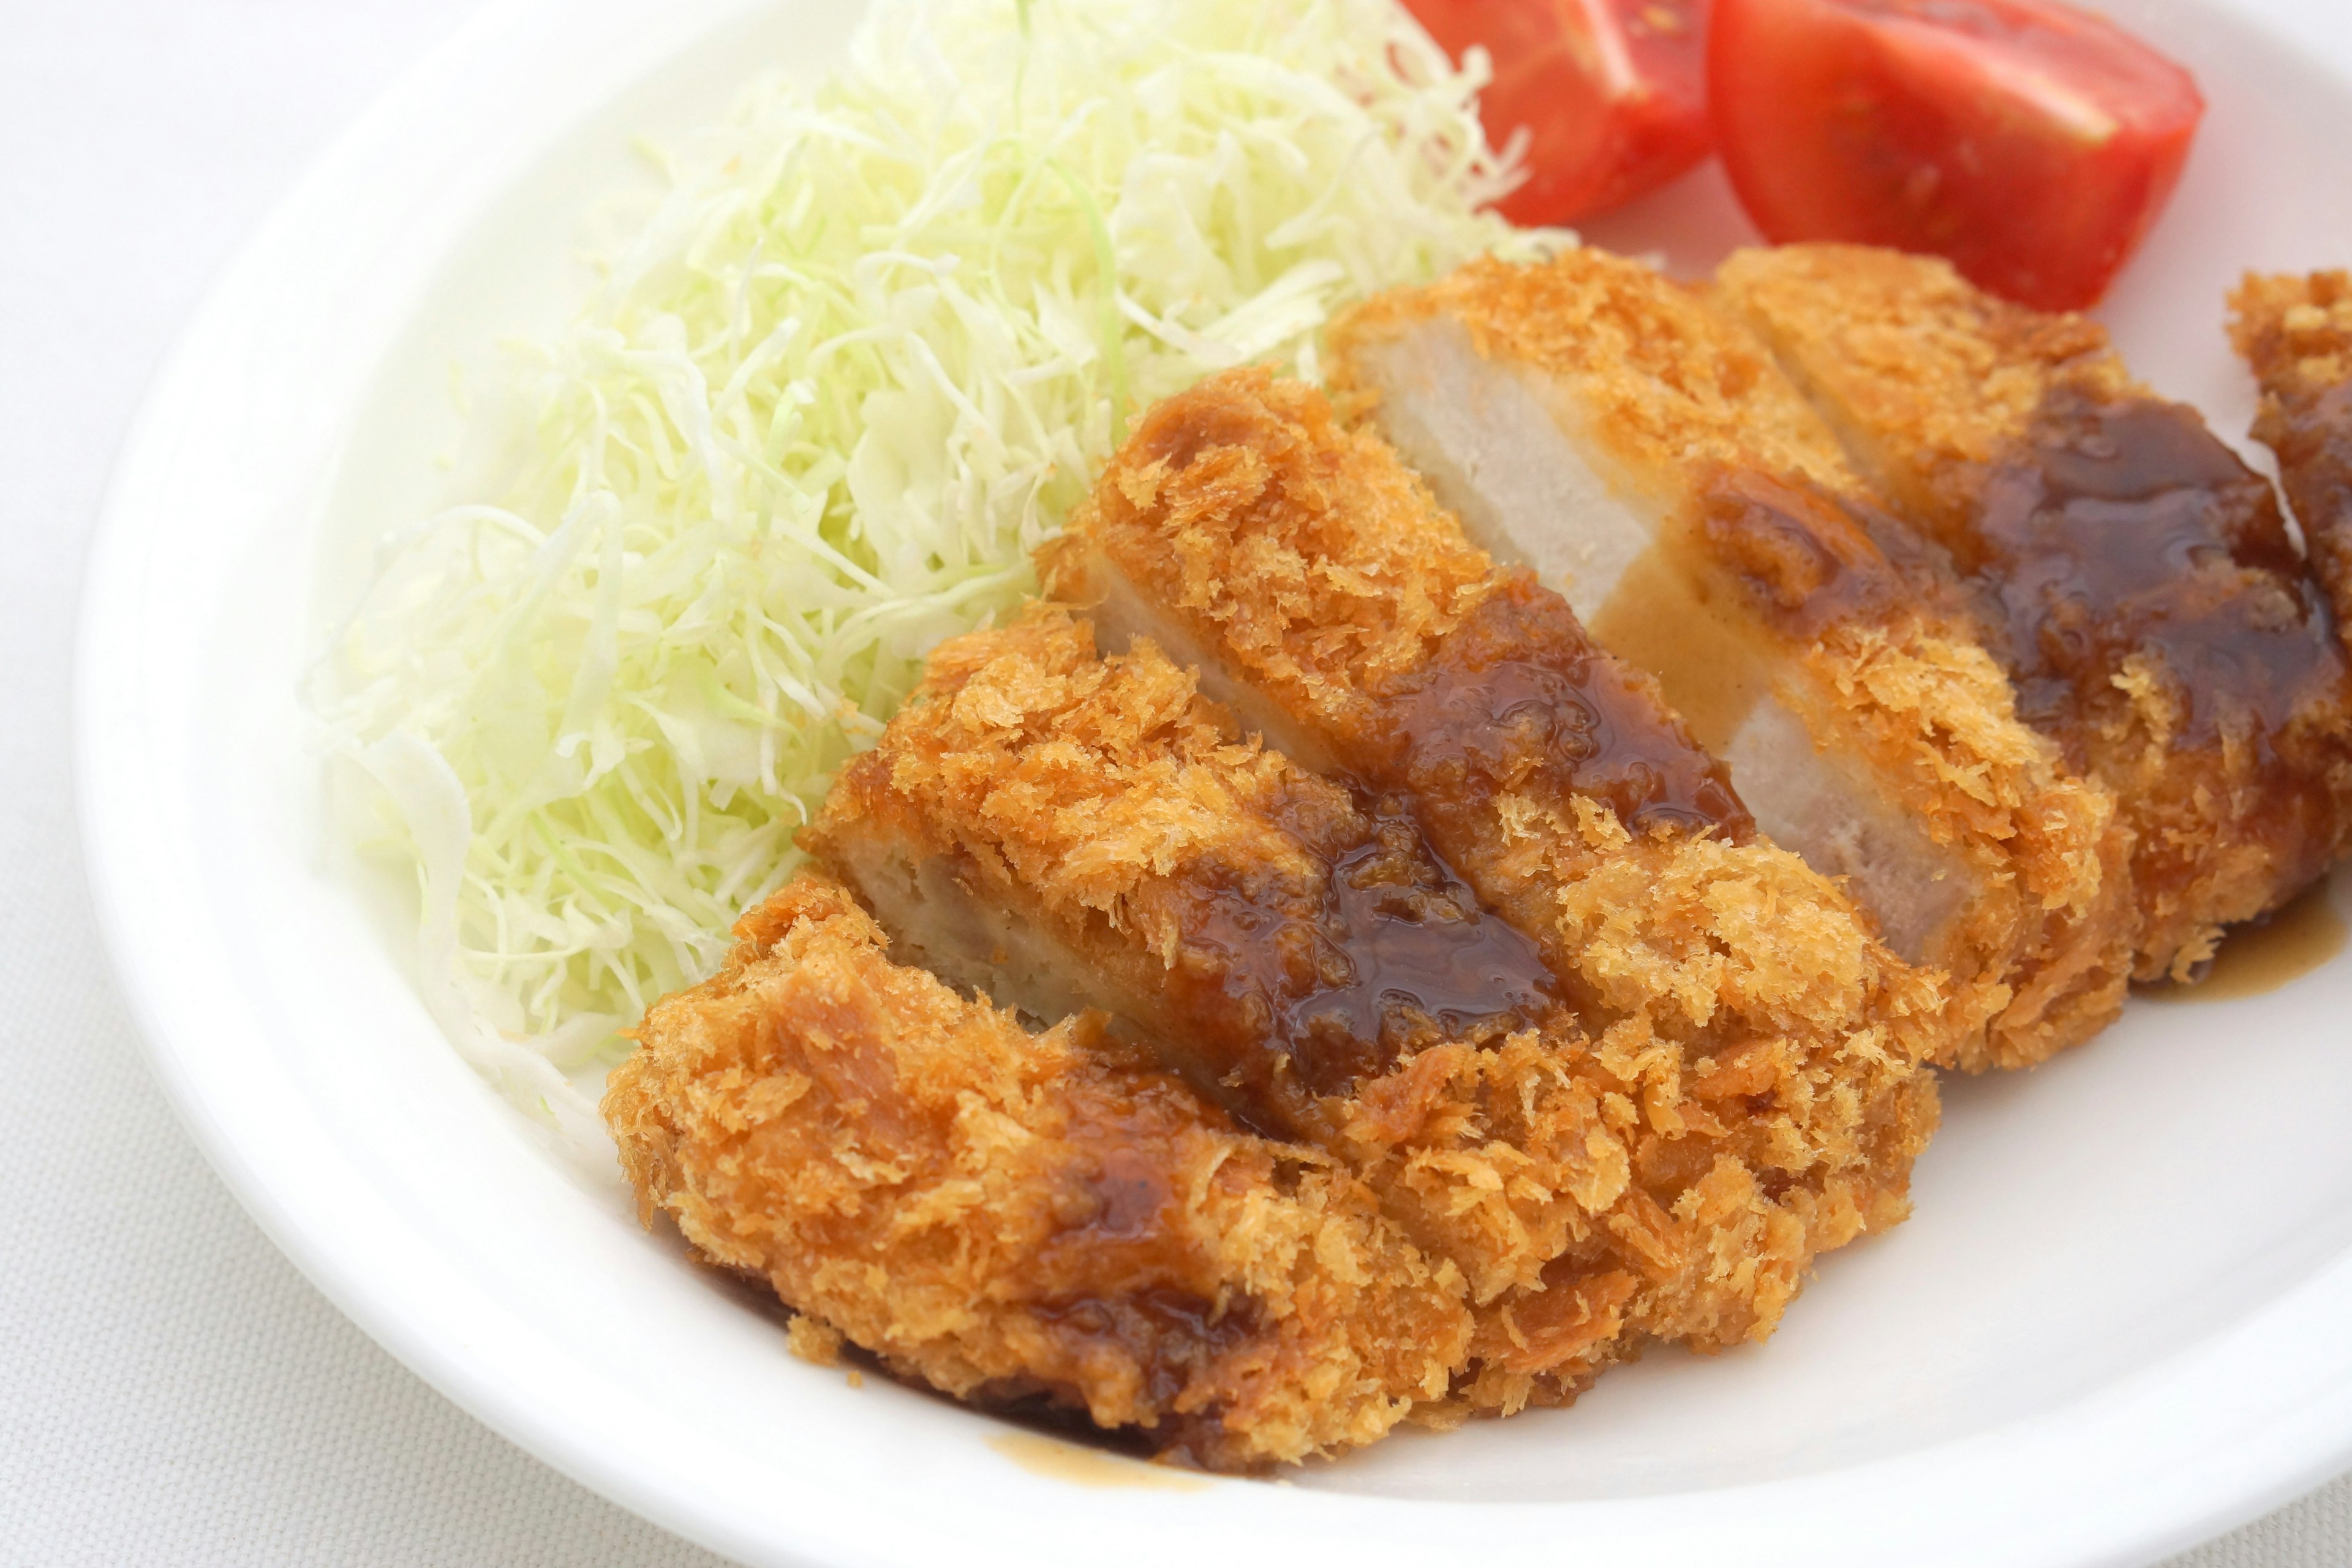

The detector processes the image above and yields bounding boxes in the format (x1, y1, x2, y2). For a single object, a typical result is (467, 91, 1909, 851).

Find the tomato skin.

(1406, 0, 1714, 225)
(1709, 0, 2204, 311)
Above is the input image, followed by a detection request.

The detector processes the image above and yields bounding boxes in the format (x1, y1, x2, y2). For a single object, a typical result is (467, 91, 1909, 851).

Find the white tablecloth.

(2, 2, 2346, 1563)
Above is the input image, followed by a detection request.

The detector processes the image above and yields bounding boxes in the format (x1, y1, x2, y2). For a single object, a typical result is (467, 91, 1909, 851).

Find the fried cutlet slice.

(804, 606, 1941, 1414)
(1721, 244, 2352, 981)
(804, 610, 1607, 1309)
(1327, 252, 2129, 1070)
(603, 875, 1472, 1471)
(2233, 271, 2352, 646)
(1046, 374, 1946, 1314)
(805, 605, 1563, 1146)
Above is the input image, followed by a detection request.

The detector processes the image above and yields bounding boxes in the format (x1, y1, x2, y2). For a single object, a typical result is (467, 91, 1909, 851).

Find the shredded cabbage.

(321, 0, 1549, 1142)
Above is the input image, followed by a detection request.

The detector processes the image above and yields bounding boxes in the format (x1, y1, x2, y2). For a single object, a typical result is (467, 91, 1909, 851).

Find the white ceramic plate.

(75, 1, 2352, 1564)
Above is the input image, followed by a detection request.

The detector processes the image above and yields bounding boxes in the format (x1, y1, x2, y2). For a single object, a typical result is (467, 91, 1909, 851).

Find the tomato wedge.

(1708, 0, 2204, 311)
(1405, 0, 1713, 226)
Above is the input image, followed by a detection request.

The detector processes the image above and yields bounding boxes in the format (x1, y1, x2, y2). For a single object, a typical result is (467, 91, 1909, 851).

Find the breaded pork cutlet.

(1327, 255, 2130, 1070)
(1045, 371, 1947, 1387)
(805, 606, 1940, 1416)
(1046, 368, 1951, 1077)
(603, 876, 1471, 1470)
(806, 606, 1563, 1150)
(1721, 244, 2352, 981)
(2233, 271, 2352, 644)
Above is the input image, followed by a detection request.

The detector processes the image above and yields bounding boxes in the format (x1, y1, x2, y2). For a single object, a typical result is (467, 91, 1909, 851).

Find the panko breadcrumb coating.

(805, 605, 1563, 1147)
(1721, 244, 2352, 981)
(804, 608, 1940, 1412)
(836, 568, 1940, 1413)
(1047, 367, 1956, 1065)
(603, 875, 1471, 1470)
(804, 606, 1656, 1354)
(2233, 271, 2352, 648)
(1049, 376, 1948, 1387)
(1329, 253, 2130, 1069)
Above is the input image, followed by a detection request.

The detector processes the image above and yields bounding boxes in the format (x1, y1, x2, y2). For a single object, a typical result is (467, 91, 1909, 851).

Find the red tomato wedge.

(1405, 0, 1713, 226)
(1709, 0, 2204, 311)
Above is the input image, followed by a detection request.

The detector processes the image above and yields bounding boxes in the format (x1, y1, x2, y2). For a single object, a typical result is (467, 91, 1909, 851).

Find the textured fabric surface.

(0, 2, 2344, 1565)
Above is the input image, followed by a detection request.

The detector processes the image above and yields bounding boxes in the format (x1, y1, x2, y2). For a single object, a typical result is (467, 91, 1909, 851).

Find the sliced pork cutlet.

(1325, 256, 2129, 1070)
(1040, 373, 1944, 1400)
(1721, 244, 2352, 982)
(604, 876, 1471, 1471)
(2233, 271, 2352, 653)
(804, 604, 1939, 1417)
(804, 605, 1562, 1149)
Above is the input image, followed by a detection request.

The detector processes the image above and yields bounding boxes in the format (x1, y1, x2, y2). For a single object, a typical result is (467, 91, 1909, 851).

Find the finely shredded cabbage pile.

(322, 0, 1545, 1147)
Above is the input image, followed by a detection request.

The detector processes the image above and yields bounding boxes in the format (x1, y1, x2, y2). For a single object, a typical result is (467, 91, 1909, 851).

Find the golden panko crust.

(804, 605, 1442, 1136)
(603, 875, 1472, 1470)
(819, 605, 1327, 979)
(1721, 244, 2352, 981)
(2234, 270, 2352, 647)
(816, 606, 1938, 1409)
(1712, 243, 2129, 519)
(1777, 614, 2133, 1068)
(1331, 247, 1861, 497)
(1047, 371, 1501, 739)
(1047, 372, 1942, 1405)
(1331, 258, 2129, 1068)
(1064, 366, 2116, 1071)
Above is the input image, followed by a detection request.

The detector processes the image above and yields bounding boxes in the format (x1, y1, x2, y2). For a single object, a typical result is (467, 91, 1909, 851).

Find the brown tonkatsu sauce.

(1687, 467, 1913, 646)
(1020, 575, 1743, 1135)
(1165, 788, 1561, 1113)
(1587, 469, 1929, 758)
(1363, 570, 1752, 843)
(2236, 271, 2352, 629)
(1858, 384, 2352, 954)
(1031, 1286, 1267, 1408)
(2140, 879, 2348, 1002)
(1005, 1277, 1279, 1468)
(1965, 390, 2344, 753)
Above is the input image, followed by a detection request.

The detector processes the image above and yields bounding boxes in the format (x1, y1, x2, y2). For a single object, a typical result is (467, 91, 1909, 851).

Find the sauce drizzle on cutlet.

(2268, 381, 2352, 582)
(1586, 545, 1778, 755)
(1369, 570, 1752, 840)
(1973, 391, 2343, 751)
(2139, 880, 2347, 1001)
(1174, 791, 1562, 1103)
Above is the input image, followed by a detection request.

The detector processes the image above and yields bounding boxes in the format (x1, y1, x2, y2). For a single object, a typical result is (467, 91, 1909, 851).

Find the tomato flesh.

(1709, 0, 2204, 310)
(1406, 0, 1714, 226)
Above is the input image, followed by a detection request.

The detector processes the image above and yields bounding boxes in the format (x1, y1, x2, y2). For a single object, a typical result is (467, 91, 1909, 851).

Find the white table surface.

(4, 2, 2349, 1564)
